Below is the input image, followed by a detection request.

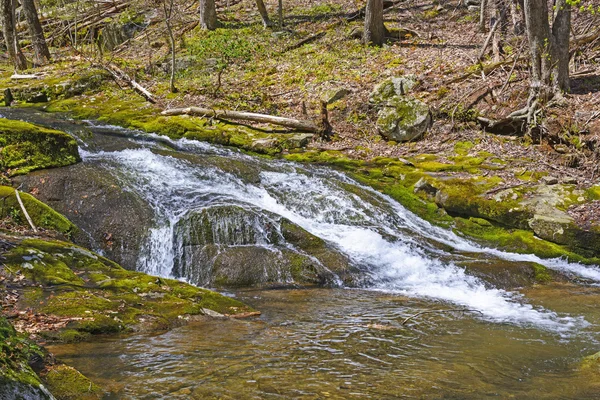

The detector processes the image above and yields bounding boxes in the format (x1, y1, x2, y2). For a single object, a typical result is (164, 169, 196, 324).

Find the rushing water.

(3, 109, 600, 398)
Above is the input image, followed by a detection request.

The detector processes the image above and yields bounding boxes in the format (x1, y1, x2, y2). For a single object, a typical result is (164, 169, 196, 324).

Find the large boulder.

(173, 205, 355, 288)
(14, 164, 154, 270)
(369, 75, 418, 104)
(376, 96, 432, 142)
(369, 76, 432, 142)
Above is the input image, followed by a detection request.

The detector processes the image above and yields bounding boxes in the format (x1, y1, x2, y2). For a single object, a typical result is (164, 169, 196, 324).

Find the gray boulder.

(369, 76, 418, 104)
(376, 96, 432, 142)
(173, 205, 355, 288)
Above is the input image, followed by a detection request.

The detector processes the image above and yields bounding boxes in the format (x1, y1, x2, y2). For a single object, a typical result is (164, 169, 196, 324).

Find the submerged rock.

(173, 205, 355, 288)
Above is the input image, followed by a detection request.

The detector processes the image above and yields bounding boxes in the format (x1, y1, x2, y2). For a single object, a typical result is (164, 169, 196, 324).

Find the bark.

(479, 0, 487, 32)
(523, 0, 552, 99)
(551, 0, 571, 92)
(523, 0, 571, 100)
(363, 0, 385, 46)
(200, 0, 218, 30)
(255, 0, 272, 27)
(1, 0, 27, 70)
(22, 0, 51, 65)
(277, 0, 283, 27)
(162, 0, 177, 93)
(491, 0, 507, 62)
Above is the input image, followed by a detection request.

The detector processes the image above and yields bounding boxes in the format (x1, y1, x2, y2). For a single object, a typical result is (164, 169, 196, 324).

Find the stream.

(3, 108, 600, 398)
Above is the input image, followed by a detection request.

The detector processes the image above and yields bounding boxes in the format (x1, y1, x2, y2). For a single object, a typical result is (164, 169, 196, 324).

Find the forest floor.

(106, 0, 600, 180)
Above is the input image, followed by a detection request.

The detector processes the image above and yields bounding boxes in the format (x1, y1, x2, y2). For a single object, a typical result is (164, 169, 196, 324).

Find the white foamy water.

(80, 138, 600, 332)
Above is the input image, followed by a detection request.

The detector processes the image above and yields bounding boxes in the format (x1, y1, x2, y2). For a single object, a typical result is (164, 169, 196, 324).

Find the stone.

(14, 164, 154, 270)
(528, 213, 575, 245)
(413, 177, 438, 197)
(284, 133, 314, 149)
(541, 176, 559, 185)
(322, 88, 350, 105)
(172, 205, 355, 288)
(376, 96, 432, 142)
(251, 138, 280, 151)
(369, 76, 418, 105)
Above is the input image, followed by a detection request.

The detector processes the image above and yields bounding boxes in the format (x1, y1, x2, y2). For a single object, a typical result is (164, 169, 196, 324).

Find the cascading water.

(75, 128, 600, 333)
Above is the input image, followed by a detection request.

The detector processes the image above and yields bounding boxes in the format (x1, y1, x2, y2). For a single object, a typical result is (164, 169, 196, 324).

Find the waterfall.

(80, 134, 600, 333)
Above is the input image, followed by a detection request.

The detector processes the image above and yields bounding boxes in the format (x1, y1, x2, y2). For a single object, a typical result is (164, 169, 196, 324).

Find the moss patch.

(42, 365, 102, 400)
(0, 185, 76, 236)
(0, 118, 80, 176)
(0, 317, 45, 388)
(1, 238, 255, 339)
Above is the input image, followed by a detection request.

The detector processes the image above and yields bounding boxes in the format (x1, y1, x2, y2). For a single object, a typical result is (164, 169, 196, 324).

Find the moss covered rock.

(41, 365, 102, 400)
(0, 317, 54, 400)
(173, 205, 354, 288)
(0, 118, 80, 176)
(376, 96, 432, 142)
(0, 186, 77, 237)
(14, 164, 154, 270)
(1, 237, 255, 338)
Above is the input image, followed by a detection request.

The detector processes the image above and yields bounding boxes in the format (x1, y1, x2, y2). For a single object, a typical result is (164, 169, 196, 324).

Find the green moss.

(436, 179, 531, 229)
(2, 238, 256, 339)
(43, 365, 102, 400)
(532, 263, 552, 283)
(454, 141, 475, 155)
(453, 217, 600, 263)
(0, 118, 80, 176)
(586, 185, 600, 200)
(0, 186, 77, 235)
(0, 317, 45, 388)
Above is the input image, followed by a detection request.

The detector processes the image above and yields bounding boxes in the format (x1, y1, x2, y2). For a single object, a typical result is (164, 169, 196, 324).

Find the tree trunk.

(523, 0, 571, 101)
(256, 0, 272, 27)
(479, 0, 487, 32)
(491, 0, 507, 62)
(200, 0, 218, 30)
(523, 0, 552, 100)
(1, 0, 27, 70)
(163, 0, 177, 93)
(277, 0, 283, 27)
(363, 0, 385, 46)
(551, 0, 570, 92)
(22, 0, 50, 65)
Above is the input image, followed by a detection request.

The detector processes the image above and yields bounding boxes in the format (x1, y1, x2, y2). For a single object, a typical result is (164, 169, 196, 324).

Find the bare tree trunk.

(491, 0, 507, 62)
(22, 0, 50, 65)
(277, 0, 283, 27)
(364, 0, 386, 46)
(551, 0, 570, 92)
(256, 0, 272, 27)
(510, 0, 524, 34)
(162, 0, 177, 93)
(1, 0, 27, 70)
(523, 0, 552, 100)
(200, 0, 218, 30)
(479, 0, 488, 32)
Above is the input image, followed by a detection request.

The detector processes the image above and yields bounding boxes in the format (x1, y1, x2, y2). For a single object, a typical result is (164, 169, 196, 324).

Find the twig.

(14, 189, 37, 233)
(401, 308, 483, 325)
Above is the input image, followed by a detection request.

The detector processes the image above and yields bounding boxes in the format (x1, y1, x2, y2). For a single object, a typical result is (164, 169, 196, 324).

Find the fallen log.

(97, 63, 157, 103)
(161, 107, 320, 132)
